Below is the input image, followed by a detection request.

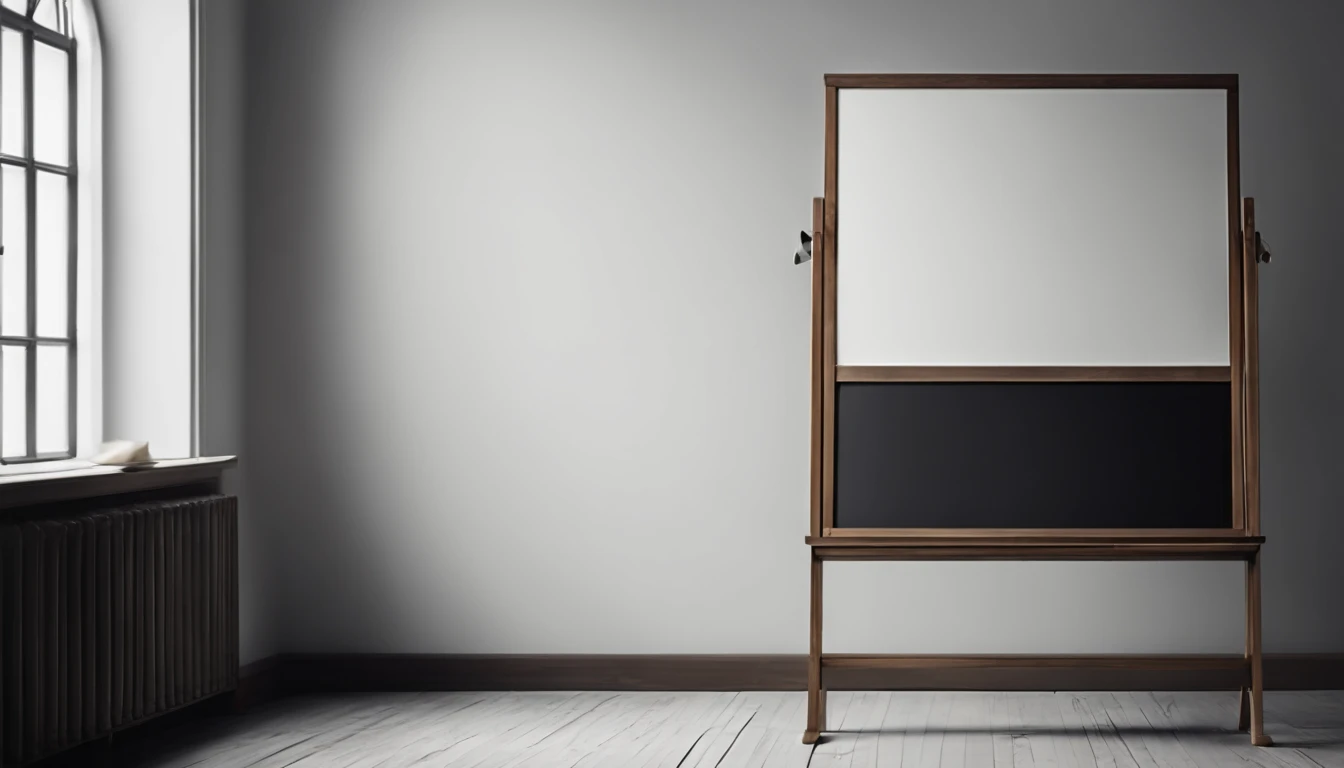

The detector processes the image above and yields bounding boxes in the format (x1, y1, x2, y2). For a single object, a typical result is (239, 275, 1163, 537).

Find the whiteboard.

(836, 89, 1230, 366)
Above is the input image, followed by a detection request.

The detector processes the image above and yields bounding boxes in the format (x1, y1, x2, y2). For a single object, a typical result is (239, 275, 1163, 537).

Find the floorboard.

(93, 691, 1344, 767)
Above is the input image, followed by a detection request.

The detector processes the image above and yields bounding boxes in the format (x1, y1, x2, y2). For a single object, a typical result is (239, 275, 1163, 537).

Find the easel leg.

(1237, 687, 1250, 732)
(804, 553, 824, 744)
(1247, 553, 1272, 746)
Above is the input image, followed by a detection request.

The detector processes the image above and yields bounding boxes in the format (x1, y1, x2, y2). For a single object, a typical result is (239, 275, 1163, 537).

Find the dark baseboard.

(820, 655, 1344, 692)
(234, 655, 285, 711)
(1263, 654, 1344, 690)
(233, 653, 1344, 708)
(282, 654, 808, 694)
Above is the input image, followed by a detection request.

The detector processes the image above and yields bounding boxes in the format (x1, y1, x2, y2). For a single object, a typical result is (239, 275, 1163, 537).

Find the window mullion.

(65, 34, 74, 457)
(23, 28, 34, 460)
(0, 8, 72, 52)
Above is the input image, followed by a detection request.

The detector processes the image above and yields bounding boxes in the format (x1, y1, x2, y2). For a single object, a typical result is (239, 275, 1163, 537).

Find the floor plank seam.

(1101, 703, 1144, 767)
(710, 709, 757, 768)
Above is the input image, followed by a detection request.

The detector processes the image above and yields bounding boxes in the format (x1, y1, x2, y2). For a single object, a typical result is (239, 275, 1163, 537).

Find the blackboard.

(833, 382, 1232, 529)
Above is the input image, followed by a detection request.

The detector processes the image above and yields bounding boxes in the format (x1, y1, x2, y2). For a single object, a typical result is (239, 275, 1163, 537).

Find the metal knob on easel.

(1254, 232, 1272, 264)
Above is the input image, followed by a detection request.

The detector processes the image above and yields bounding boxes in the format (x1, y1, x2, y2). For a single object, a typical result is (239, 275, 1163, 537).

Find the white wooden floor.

(108, 691, 1344, 767)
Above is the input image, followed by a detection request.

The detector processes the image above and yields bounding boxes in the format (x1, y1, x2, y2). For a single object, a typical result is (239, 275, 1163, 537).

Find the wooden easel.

(803, 75, 1272, 747)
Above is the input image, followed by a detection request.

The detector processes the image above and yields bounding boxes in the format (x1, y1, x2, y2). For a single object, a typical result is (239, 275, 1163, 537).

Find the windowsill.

(0, 455, 237, 511)
(0, 458, 102, 477)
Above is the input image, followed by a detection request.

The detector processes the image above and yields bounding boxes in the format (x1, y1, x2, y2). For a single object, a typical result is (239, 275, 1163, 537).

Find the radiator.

(0, 494, 239, 765)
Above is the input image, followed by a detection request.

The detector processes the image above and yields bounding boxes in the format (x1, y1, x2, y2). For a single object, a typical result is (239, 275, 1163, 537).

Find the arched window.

(0, 0, 97, 465)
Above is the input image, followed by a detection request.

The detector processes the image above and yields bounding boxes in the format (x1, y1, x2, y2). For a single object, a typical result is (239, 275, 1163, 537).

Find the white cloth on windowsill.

(90, 440, 152, 465)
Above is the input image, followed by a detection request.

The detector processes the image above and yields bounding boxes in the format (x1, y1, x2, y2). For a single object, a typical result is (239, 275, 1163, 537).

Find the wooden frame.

(818, 73, 1245, 540)
(823, 73, 1239, 89)
(1240, 197, 1269, 745)
(804, 73, 1270, 747)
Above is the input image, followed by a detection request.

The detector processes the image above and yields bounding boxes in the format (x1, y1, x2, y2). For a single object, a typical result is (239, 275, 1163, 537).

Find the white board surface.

(836, 88, 1230, 366)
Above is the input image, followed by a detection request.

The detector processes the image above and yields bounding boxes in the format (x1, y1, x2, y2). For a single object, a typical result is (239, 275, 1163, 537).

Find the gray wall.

(198, 0, 274, 664)
(244, 0, 1344, 654)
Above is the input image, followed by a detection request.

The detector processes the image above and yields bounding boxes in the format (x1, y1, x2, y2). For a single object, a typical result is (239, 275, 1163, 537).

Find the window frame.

(0, 1, 77, 465)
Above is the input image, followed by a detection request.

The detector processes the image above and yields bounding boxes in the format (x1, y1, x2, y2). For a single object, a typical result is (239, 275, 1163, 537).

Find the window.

(0, 0, 76, 464)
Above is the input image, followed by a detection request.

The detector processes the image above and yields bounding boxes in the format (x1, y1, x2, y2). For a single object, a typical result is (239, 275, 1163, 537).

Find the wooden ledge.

(808, 534, 1263, 545)
(823, 654, 1249, 670)
(835, 365, 1231, 383)
(807, 535, 1262, 561)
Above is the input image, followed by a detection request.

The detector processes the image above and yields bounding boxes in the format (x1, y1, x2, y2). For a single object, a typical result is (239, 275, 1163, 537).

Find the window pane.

(0, 0, 25, 11)
(35, 343, 65, 453)
(33, 43, 68, 166)
(33, 0, 55, 30)
(2, 344, 25, 457)
(2, 165, 26, 335)
(31, 0, 70, 37)
(35, 170, 65, 337)
(1, 28, 23, 157)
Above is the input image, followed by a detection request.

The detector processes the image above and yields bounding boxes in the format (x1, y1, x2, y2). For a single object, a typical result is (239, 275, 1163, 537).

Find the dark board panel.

(834, 382, 1232, 529)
